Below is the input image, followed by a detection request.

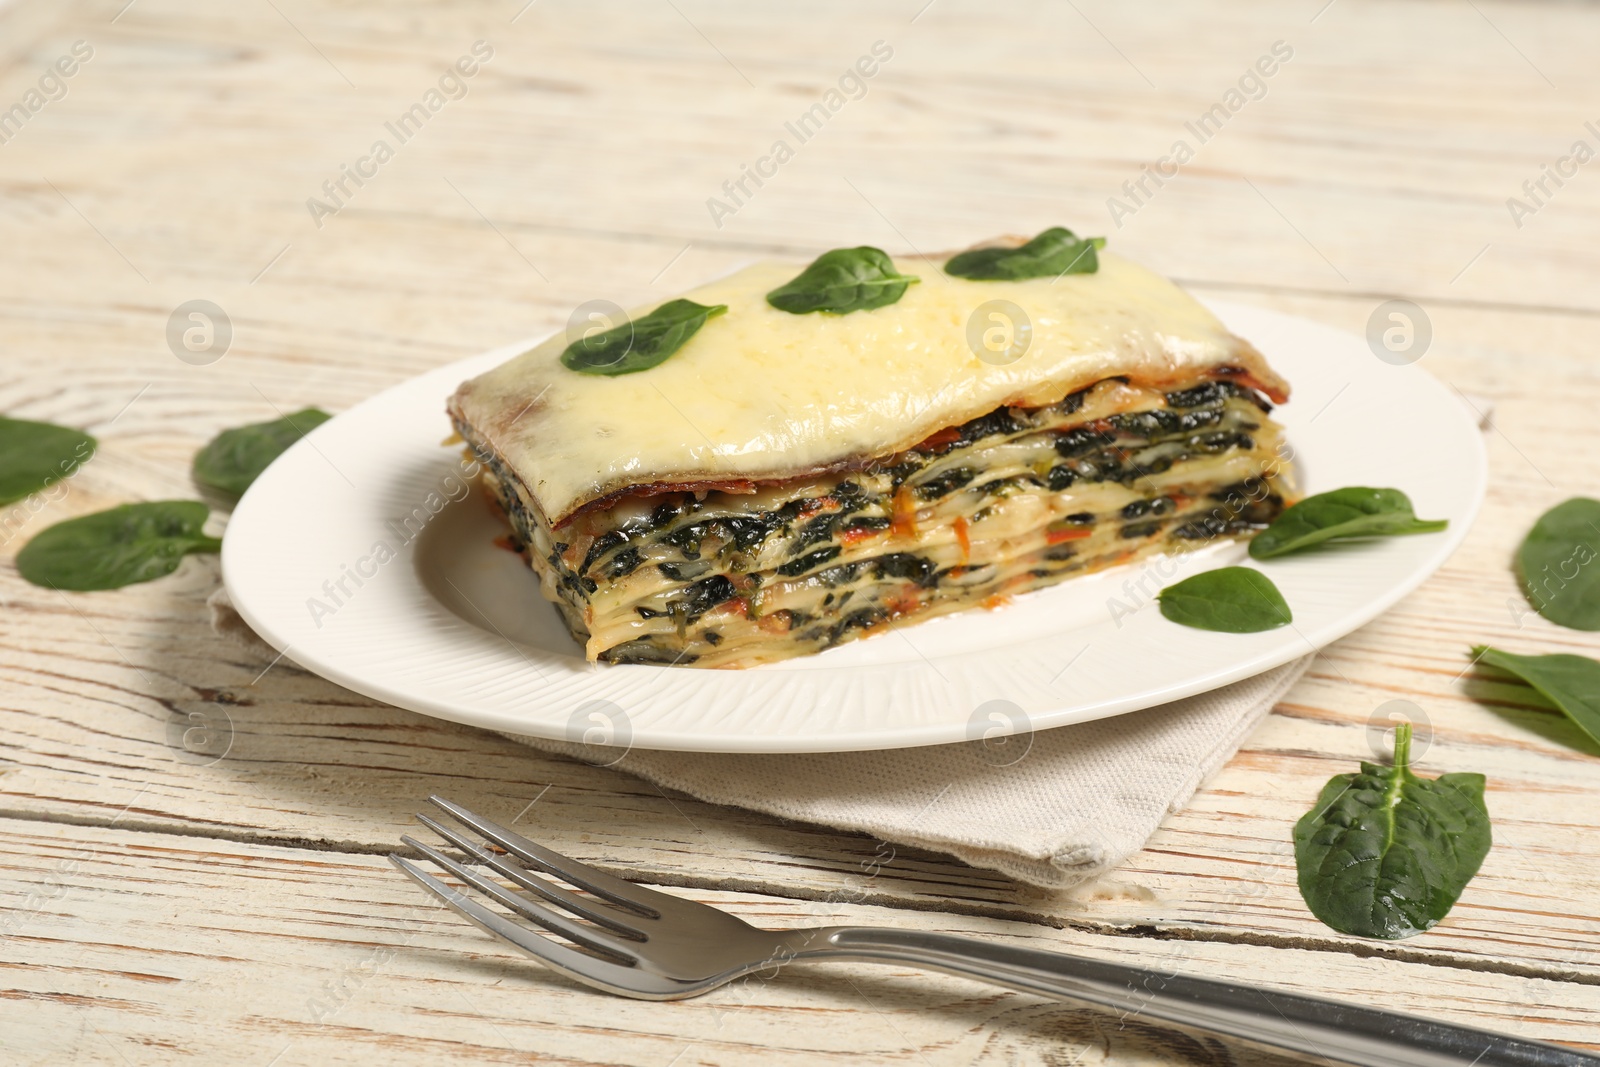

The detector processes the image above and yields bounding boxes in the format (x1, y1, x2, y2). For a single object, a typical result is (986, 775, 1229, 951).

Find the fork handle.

(791, 928, 1596, 1067)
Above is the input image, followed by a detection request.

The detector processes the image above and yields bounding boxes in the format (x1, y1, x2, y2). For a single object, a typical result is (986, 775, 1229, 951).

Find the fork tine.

(428, 796, 664, 917)
(400, 836, 643, 963)
(388, 855, 689, 999)
(416, 813, 648, 939)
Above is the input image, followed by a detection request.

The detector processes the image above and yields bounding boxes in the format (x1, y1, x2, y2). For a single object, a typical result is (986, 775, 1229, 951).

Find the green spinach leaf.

(193, 408, 332, 497)
(1249, 487, 1447, 560)
(1293, 723, 1490, 940)
(1516, 497, 1600, 630)
(765, 247, 920, 314)
(0, 416, 96, 506)
(562, 298, 727, 375)
(1157, 566, 1291, 632)
(943, 227, 1105, 281)
(1471, 645, 1600, 750)
(15, 501, 222, 591)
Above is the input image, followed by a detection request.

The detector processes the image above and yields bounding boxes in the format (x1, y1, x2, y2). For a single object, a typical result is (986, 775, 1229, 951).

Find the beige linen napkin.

(208, 587, 1307, 887)
(498, 659, 1312, 887)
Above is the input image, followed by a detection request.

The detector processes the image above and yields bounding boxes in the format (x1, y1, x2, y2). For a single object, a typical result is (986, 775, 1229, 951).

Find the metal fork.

(390, 797, 1596, 1067)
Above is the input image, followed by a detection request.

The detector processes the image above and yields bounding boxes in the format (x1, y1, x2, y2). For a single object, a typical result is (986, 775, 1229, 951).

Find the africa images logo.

(303, 452, 481, 628)
(0, 41, 94, 148)
(705, 41, 894, 229)
(1105, 40, 1293, 229)
(305, 41, 495, 229)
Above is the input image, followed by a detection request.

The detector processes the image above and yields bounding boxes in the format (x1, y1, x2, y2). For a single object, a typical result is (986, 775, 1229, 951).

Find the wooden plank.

(3, 818, 1597, 1066)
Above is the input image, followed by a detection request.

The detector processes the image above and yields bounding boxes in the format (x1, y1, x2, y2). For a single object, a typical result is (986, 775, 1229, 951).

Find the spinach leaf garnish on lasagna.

(450, 234, 1294, 667)
(944, 227, 1106, 281)
(766, 247, 920, 315)
(561, 299, 728, 376)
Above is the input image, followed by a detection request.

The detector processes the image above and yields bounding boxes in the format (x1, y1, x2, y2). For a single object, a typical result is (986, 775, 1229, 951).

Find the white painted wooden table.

(3, 1, 1599, 1062)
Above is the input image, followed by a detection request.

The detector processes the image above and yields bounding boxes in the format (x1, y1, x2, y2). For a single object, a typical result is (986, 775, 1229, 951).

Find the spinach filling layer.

(467, 377, 1291, 667)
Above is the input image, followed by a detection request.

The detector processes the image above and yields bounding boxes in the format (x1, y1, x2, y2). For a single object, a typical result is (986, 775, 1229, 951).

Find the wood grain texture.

(3, 0, 1600, 1061)
(4, 819, 1598, 1066)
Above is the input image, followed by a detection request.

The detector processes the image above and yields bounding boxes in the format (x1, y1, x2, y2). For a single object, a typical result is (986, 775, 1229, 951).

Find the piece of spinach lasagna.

(449, 237, 1293, 668)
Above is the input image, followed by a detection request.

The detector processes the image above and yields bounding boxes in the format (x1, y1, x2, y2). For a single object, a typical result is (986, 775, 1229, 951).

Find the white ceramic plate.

(224, 301, 1485, 753)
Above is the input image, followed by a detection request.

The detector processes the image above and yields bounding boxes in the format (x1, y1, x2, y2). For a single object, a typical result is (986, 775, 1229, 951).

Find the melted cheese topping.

(450, 250, 1287, 526)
